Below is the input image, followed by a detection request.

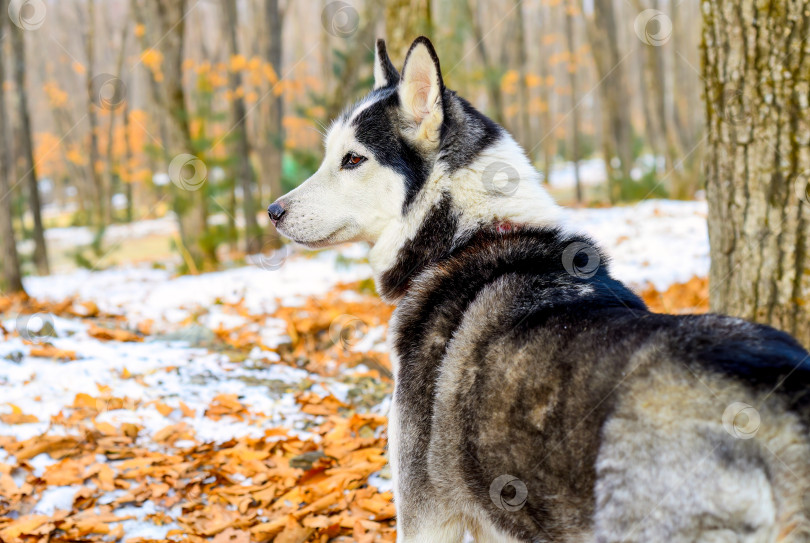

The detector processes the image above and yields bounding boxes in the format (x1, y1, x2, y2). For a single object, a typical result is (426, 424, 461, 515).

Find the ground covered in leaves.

(0, 270, 397, 542)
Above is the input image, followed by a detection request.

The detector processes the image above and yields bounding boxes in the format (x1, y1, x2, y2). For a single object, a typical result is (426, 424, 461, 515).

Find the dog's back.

(390, 223, 810, 542)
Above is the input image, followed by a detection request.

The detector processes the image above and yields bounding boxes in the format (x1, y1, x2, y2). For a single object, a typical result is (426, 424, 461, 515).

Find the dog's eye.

(341, 152, 366, 169)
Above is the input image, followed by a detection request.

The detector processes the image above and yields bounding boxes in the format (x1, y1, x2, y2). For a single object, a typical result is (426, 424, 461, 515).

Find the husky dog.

(268, 37, 810, 542)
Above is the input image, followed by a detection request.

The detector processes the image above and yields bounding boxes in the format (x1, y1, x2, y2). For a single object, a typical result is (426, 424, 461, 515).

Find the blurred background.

(0, 0, 705, 274)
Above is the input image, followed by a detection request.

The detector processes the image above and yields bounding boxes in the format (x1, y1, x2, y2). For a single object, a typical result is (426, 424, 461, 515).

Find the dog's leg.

(389, 393, 465, 543)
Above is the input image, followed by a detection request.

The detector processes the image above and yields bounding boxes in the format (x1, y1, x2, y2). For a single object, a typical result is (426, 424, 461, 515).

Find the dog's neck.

(369, 136, 562, 303)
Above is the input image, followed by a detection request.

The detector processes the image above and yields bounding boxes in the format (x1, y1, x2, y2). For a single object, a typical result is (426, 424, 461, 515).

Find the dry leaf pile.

(0, 280, 395, 543)
(641, 276, 709, 314)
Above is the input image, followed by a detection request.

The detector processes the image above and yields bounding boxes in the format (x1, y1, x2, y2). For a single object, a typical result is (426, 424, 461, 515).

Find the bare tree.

(83, 0, 106, 225)
(703, 0, 810, 347)
(0, 0, 25, 294)
(564, 0, 582, 203)
(222, 0, 261, 254)
(262, 0, 284, 209)
(102, 16, 130, 223)
(632, 0, 672, 173)
(464, 0, 504, 124)
(385, 0, 433, 60)
(513, 0, 531, 153)
(134, 0, 214, 269)
(586, 0, 633, 202)
(323, 3, 382, 121)
(10, 16, 49, 274)
(537, 2, 556, 185)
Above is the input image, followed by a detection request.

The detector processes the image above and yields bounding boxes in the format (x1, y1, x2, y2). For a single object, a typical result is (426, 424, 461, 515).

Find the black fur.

(378, 192, 459, 299)
(352, 91, 433, 211)
(439, 93, 503, 174)
(345, 36, 505, 211)
(375, 39, 400, 88)
(389, 212, 810, 540)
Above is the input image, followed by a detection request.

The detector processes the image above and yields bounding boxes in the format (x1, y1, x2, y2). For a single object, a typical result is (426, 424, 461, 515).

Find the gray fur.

(270, 37, 810, 543)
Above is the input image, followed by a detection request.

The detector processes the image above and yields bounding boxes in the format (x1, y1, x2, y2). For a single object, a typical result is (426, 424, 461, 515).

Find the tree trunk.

(103, 21, 129, 223)
(263, 0, 284, 207)
(85, 0, 106, 226)
(123, 98, 134, 223)
(10, 19, 48, 274)
(513, 0, 531, 153)
(632, 0, 668, 172)
(464, 0, 505, 125)
(538, 1, 555, 185)
(222, 0, 261, 254)
(586, 0, 633, 203)
(0, 0, 24, 294)
(703, 0, 810, 348)
(134, 0, 214, 269)
(384, 0, 432, 60)
(564, 0, 582, 204)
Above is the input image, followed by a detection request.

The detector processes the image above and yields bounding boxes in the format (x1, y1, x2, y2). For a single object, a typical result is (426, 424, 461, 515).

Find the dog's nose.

(267, 202, 286, 224)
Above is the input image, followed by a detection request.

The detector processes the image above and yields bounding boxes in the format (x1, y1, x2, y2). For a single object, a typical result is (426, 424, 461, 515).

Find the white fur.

(368, 136, 561, 288)
(399, 42, 444, 146)
(275, 114, 406, 248)
(374, 45, 394, 89)
(278, 118, 561, 289)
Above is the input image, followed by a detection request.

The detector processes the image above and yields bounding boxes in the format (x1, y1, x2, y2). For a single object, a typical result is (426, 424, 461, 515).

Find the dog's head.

(268, 36, 559, 257)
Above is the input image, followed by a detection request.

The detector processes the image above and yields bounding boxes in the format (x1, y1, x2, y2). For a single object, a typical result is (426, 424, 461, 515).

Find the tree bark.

(513, 0, 531, 153)
(538, 1, 555, 185)
(384, 0, 432, 60)
(464, 0, 505, 125)
(564, 0, 582, 203)
(703, 0, 810, 347)
(0, 0, 25, 294)
(222, 0, 261, 254)
(632, 0, 670, 172)
(10, 18, 49, 274)
(134, 0, 214, 269)
(586, 0, 633, 202)
(262, 0, 284, 206)
(84, 0, 106, 225)
(103, 20, 129, 223)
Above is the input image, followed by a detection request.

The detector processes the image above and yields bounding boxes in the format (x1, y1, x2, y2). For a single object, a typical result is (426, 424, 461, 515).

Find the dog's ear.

(374, 39, 399, 89)
(398, 36, 444, 145)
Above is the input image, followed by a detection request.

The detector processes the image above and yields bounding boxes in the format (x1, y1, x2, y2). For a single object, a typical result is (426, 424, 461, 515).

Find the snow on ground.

(24, 244, 372, 329)
(27, 199, 708, 315)
(563, 199, 709, 291)
(44, 217, 178, 248)
(0, 200, 708, 538)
